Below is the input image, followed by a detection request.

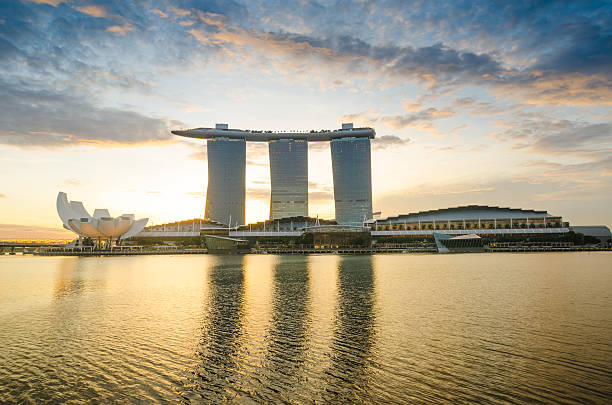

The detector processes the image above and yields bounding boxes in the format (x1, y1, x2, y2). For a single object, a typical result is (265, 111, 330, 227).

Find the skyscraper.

(269, 139, 308, 219)
(330, 137, 373, 225)
(172, 123, 374, 225)
(205, 137, 246, 226)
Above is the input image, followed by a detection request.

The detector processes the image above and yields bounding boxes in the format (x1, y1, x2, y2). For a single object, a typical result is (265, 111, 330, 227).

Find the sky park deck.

(171, 124, 375, 142)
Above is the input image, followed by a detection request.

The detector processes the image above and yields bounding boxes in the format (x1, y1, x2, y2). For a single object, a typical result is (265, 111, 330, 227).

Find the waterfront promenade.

(23, 243, 611, 256)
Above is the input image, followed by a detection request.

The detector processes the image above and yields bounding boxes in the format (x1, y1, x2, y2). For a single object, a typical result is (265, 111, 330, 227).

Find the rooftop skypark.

(171, 123, 375, 142)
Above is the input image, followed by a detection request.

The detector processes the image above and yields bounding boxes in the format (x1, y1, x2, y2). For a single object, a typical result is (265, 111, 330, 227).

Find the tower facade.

(205, 137, 246, 226)
(330, 137, 373, 225)
(269, 139, 308, 219)
(173, 123, 374, 225)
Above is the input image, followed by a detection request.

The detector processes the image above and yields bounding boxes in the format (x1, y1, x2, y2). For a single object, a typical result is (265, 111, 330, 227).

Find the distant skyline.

(1, 0, 611, 239)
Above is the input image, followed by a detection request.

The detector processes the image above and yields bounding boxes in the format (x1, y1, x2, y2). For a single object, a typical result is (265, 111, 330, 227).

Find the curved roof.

(172, 127, 375, 142)
(57, 192, 148, 239)
(379, 205, 556, 223)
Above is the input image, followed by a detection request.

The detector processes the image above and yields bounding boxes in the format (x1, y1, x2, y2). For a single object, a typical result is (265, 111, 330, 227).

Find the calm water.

(1, 253, 611, 404)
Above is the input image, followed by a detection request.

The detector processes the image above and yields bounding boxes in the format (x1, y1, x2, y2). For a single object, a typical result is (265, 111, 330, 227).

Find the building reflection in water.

(323, 255, 377, 403)
(180, 256, 246, 402)
(261, 255, 311, 399)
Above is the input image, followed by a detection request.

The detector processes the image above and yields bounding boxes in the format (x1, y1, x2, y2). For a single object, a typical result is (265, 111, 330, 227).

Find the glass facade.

(330, 137, 373, 225)
(205, 138, 246, 226)
(269, 139, 308, 219)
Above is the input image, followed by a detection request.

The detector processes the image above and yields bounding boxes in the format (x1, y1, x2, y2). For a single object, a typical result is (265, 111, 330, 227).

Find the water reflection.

(324, 255, 378, 402)
(181, 256, 246, 402)
(52, 257, 107, 300)
(53, 258, 85, 299)
(261, 256, 311, 400)
(2, 254, 611, 403)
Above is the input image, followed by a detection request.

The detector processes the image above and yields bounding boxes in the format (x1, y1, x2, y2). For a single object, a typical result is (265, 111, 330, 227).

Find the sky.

(1, 0, 611, 239)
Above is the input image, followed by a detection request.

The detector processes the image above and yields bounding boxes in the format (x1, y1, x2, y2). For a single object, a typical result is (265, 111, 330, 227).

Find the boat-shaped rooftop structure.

(171, 124, 375, 142)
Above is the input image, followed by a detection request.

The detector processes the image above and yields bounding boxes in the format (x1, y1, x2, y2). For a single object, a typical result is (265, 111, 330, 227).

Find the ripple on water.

(1, 253, 611, 403)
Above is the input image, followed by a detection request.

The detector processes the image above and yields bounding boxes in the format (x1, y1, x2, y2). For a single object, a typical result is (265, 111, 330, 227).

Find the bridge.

(0, 241, 70, 255)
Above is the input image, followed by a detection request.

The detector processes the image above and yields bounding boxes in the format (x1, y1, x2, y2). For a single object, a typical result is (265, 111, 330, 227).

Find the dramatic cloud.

(186, 5, 611, 104)
(0, 83, 180, 147)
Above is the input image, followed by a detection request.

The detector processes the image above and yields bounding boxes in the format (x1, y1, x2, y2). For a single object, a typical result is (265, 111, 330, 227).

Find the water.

(1, 253, 611, 403)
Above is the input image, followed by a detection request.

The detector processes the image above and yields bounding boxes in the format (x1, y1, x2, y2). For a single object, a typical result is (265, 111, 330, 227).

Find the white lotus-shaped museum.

(57, 192, 148, 240)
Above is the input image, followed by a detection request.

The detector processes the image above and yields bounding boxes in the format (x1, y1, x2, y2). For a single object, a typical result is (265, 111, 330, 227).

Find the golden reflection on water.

(184, 256, 247, 400)
(1, 253, 611, 403)
(262, 256, 311, 400)
(323, 255, 377, 402)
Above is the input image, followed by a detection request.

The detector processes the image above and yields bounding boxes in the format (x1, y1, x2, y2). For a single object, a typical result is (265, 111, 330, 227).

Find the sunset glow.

(1, 0, 610, 238)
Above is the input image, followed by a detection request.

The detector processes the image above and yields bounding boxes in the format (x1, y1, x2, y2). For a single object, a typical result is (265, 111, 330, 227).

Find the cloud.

(306, 181, 333, 201)
(530, 123, 612, 154)
(27, 0, 65, 6)
(105, 25, 134, 35)
(452, 97, 521, 116)
(0, 223, 73, 239)
(188, 149, 207, 160)
(492, 71, 612, 106)
(246, 187, 270, 200)
(168, 6, 191, 17)
(62, 179, 81, 186)
(341, 108, 456, 137)
(151, 9, 168, 18)
(188, 24, 504, 86)
(371, 135, 411, 149)
(13, 0, 612, 111)
(247, 142, 269, 157)
(516, 154, 612, 185)
(492, 115, 612, 156)
(191, 1, 612, 105)
(0, 82, 181, 147)
(339, 111, 378, 127)
(309, 191, 333, 201)
(75, 5, 108, 18)
(186, 17, 610, 104)
(381, 107, 455, 130)
(532, 20, 612, 77)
